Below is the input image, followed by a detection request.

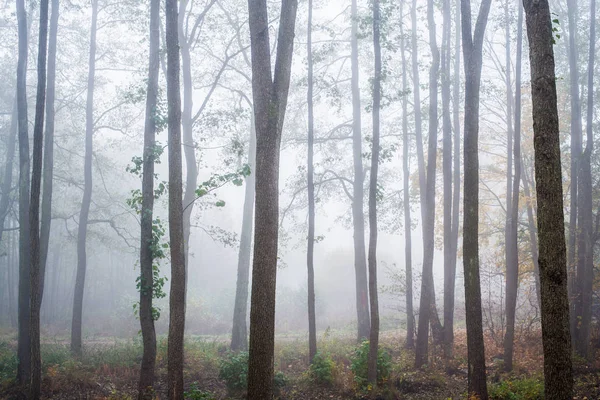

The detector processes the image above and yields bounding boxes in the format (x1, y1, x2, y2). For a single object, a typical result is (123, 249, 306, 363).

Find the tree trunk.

(523, 1, 574, 398)
(16, 0, 31, 385)
(165, 0, 186, 395)
(39, 0, 59, 309)
(306, 0, 317, 364)
(441, 0, 454, 361)
(367, 0, 381, 385)
(246, 1, 298, 398)
(503, 0, 522, 372)
(71, 0, 97, 356)
(230, 119, 256, 352)
(0, 99, 17, 251)
(399, 0, 414, 350)
(521, 158, 541, 308)
(351, 0, 370, 342)
(461, 0, 492, 397)
(415, 0, 440, 368)
(574, 0, 595, 359)
(29, 0, 49, 396)
(138, 0, 160, 397)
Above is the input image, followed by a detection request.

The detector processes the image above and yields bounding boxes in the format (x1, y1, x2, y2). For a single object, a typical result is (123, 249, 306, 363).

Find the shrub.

(308, 352, 335, 385)
(184, 382, 215, 400)
(489, 377, 544, 400)
(0, 341, 17, 385)
(218, 351, 288, 395)
(350, 341, 391, 389)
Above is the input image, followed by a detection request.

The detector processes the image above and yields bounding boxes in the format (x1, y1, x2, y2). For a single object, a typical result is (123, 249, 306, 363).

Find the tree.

(351, 0, 370, 342)
(461, 0, 492, 397)
(367, 0, 382, 384)
(165, 0, 186, 396)
(246, 0, 298, 398)
(523, 0, 573, 398)
(573, 0, 596, 359)
(71, 0, 98, 356)
(399, 0, 414, 350)
(16, 0, 31, 385)
(138, 0, 160, 397)
(306, 0, 317, 364)
(29, 0, 50, 395)
(415, 0, 441, 368)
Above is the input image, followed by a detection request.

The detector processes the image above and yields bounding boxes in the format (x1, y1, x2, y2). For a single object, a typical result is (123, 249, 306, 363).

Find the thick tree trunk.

(574, 0, 595, 359)
(71, 0, 97, 356)
(230, 120, 256, 352)
(350, 0, 370, 342)
(367, 0, 381, 385)
(415, 0, 440, 368)
(29, 0, 49, 396)
(246, 1, 297, 398)
(306, 0, 317, 363)
(138, 0, 160, 397)
(503, 0, 522, 372)
(461, 0, 492, 397)
(165, 0, 186, 396)
(441, 0, 454, 361)
(16, 0, 31, 385)
(524, 1, 574, 398)
(39, 0, 59, 309)
(399, 0, 414, 350)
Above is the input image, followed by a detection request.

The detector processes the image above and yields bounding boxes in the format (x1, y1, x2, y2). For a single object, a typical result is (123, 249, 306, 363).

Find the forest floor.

(0, 328, 599, 399)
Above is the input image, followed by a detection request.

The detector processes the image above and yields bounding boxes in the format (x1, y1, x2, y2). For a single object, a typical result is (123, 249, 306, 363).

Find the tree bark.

(39, 0, 59, 310)
(29, 0, 49, 396)
(230, 119, 256, 352)
(461, 0, 492, 397)
(166, 0, 186, 395)
(306, 0, 317, 364)
(503, 0, 522, 372)
(399, 0, 414, 350)
(367, 0, 381, 385)
(523, 1, 573, 398)
(71, 0, 97, 356)
(573, 0, 595, 359)
(246, 1, 298, 398)
(415, 0, 440, 368)
(16, 0, 31, 385)
(138, 0, 160, 397)
(351, 0, 370, 342)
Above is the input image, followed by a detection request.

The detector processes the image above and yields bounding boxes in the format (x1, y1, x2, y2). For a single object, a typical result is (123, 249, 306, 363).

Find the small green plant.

(308, 352, 335, 385)
(0, 341, 17, 384)
(219, 351, 249, 393)
(489, 377, 544, 400)
(350, 341, 392, 389)
(184, 382, 215, 400)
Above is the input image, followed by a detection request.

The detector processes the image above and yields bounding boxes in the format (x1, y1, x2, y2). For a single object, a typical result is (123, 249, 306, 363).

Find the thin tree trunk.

(574, 0, 595, 359)
(461, 0, 492, 397)
(39, 0, 59, 308)
(521, 157, 541, 307)
(566, 0, 582, 337)
(138, 0, 160, 396)
(503, 0, 521, 372)
(306, 0, 317, 364)
(523, 1, 573, 398)
(71, 0, 97, 356)
(230, 119, 256, 352)
(0, 99, 17, 249)
(399, 0, 414, 350)
(441, 0, 454, 361)
(367, 0, 381, 385)
(415, 0, 440, 368)
(16, 0, 31, 384)
(246, 1, 298, 398)
(166, 0, 186, 395)
(351, 0, 370, 342)
(8, 221, 17, 329)
(29, 0, 49, 395)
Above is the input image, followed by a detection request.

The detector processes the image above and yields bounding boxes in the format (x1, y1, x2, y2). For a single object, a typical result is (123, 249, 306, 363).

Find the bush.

(350, 341, 391, 389)
(489, 377, 544, 400)
(184, 382, 215, 400)
(308, 352, 335, 385)
(0, 341, 17, 385)
(218, 351, 288, 395)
